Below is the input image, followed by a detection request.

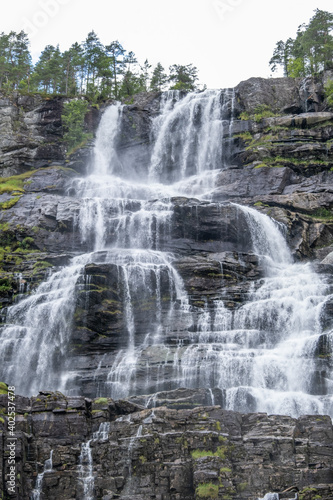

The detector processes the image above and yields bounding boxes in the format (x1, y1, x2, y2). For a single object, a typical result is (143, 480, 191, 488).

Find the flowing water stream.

(31, 450, 53, 500)
(0, 89, 332, 418)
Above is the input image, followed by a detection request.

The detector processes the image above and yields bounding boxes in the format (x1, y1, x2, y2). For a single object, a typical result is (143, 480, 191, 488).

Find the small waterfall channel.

(30, 450, 53, 500)
(77, 422, 110, 500)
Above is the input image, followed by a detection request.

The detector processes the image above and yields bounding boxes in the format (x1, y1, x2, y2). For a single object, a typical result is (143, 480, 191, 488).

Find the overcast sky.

(2, 0, 333, 89)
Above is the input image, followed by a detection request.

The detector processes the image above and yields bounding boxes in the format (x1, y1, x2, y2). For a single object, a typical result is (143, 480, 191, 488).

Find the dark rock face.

(115, 92, 160, 178)
(1, 389, 333, 500)
(170, 200, 253, 254)
(0, 93, 65, 176)
(235, 76, 324, 115)
(0, 92, 94, 177)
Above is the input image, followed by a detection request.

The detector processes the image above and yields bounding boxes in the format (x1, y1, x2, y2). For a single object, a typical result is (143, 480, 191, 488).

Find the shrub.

(0, 381, 8, 394)
(196, 483, 219, 498)
(94, 397, 108, 404)
(62, 99, 89, 150)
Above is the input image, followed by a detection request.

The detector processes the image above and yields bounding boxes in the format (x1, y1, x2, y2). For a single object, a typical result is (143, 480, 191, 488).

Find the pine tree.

(150, 62, 168, 91)
(0, 31, 31, 90)
(269, 39, 293, 76)
(62, 43, 85, 95)
(83, 31, 105, 93)
(169, 64, 198, 91)
(270, 9, 333, 78)
(301, 9, 333, 73)
(139, 59, 151, 92)
(32, 45, 60, 93)
(105, 40, 126, 99)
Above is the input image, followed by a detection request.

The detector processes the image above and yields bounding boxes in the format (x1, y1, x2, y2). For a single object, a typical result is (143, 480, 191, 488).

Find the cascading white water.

(236, 204, 292, 269)
(78, 440, 93, 500)
(0, 88, 332, 419)
(171, 204, 333, 417)
(0, 255, 92, 395)
(258, 494, 279, 500)
(31, 450, 53, 500)
(77, 422, 110, 500)
(149, 89, 230, 184)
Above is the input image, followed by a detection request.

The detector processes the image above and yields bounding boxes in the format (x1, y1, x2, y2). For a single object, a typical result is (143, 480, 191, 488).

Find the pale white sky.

(2, 0, 333, 88)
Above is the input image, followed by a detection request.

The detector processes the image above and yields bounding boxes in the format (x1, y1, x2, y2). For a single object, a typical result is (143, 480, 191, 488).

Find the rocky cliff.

(0, 74, 333, 499)
(1, 389, 333, 500)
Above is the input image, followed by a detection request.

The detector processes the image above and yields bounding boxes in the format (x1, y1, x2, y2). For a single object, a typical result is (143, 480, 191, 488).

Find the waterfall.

(78, 440, 94, 500)
(172, 204, 332, 416)
(0, 88, 332, 419)
(77, 422, 110, 500)
(235, 204, 292, 269)
(0, 255, 92, 395)
(31, 450, 53, 500)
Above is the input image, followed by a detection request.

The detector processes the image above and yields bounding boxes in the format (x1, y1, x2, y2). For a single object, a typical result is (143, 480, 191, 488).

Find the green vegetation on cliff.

(62, 99, 91, 150)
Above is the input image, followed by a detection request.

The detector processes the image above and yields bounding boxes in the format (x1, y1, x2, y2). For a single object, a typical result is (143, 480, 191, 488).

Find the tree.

(62, 42, 85, 96)
(32, 45, 62, 93)
(169, 64, 198, 91)
(269, 38, 293, 76)
(0, 31, 32, 90)
(96, 52, 113, 99)
(269, 9, 333, 78)
(287, 26, 307, 77)
(139, 59, 151, 92)
(118, 69, 143, 99)
(0, 29, 204, 100)
(301, 9, 333, 73)
(115, 49, 146, 99)
(105, 40, 126, 99)
(83, 31, 105, 91)
(150, 62, 168, 91)
(62, 99, 89, 149)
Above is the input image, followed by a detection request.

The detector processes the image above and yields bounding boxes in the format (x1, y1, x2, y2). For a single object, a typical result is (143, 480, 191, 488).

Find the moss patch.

(0, 171, 35, 195)
(0, 381, 8, 394)
(196, 482, 219, 498)
(0, 196, 21, 210)
(191, 446, 227, 460)
(94, 397, 108, 405)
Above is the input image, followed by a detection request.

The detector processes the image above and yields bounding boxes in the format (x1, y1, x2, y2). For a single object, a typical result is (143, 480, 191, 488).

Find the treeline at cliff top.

(0, 8, 332, 103)
(0, 30, 201, 101)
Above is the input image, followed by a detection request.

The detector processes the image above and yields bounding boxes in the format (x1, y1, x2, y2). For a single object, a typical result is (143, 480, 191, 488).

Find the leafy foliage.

(62, 99, 89, 149)
(270, 9, 333, 77)
(0, 31, 32, 91)
(169, 64, 198, 91)
(196, 483, 219, 498)
(0, 30, 202, 100)
(150, 62, 168, 91)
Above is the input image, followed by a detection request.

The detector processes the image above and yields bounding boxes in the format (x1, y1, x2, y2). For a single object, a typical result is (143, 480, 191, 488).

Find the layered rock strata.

(1, 389, 333, 500)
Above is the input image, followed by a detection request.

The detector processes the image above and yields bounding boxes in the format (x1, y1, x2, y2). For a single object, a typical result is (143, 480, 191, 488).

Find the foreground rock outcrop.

(1, 389, 333, 500)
